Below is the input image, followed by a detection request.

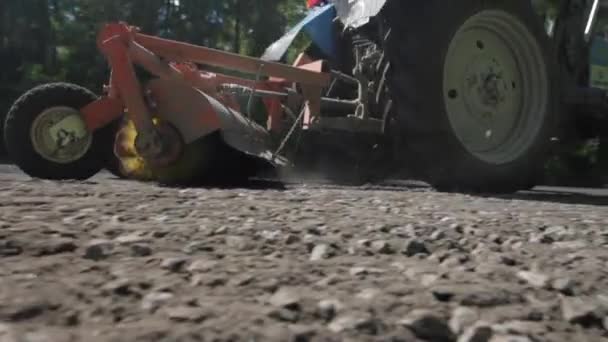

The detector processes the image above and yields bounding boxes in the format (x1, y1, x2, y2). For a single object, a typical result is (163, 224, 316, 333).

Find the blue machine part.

(261, 4, 337, 62)
(590, 35, 608, 90)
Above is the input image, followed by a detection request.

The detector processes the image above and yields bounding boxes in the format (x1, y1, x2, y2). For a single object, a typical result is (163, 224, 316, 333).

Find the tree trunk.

(41, 0, 57, 71)
(0, 1, 5, 51)
(233, 0, 242, 53)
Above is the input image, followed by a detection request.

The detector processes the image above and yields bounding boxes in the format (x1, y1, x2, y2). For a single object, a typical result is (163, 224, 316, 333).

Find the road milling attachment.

(113, 119, 260, 186)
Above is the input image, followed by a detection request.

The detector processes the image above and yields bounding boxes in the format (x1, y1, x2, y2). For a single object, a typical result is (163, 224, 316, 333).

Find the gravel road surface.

(1, 165, 607, 342)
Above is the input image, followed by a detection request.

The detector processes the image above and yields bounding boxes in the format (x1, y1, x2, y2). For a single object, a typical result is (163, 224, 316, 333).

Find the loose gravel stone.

(28, 329, 79, 342)
(399, 309, 455, 342)
(165, 306, 207, 322)
(0, 240, 22, 256)
(489, 335, 532, 342)
(34, 238, 77, 256)
(83, 239, 113, 260)
(101, 279, 134, 296)
(269, 287, 301, 309)
(1, 300, 52, 322)
(328, 313, 378, 334)
(403, 239, 430, 257)
(228, 273, 254, 287)
(421, 273, 441, 287)
(0, 323, 17, 342)
(268, 307, 300, 323)
(141, 292, 174, 312)
(130, 243, 152, 257)
(186, 259, 217, 273)
(450, 307, 479, 335)
(310, 244, 330, 261)
(432, 285, 523, 307)
(115, 233, 149, 245)
(516, 270, 549, 288)
(356, 288, 381, 301)
(317, 299, 343, 321)
(560, 297, 602, 326)
(492, 320, 546, 337)
(371, 240, 394, 254)
(349, 267, 368, 276)
(225, 236, 253, 251)
(458, 322, 494, 342)
(160, 257, 189, 272)
(284, 234, 300, 244)
(551, 277, 575, 295)
(499, 255, 518, 266)
(2, 173, 607, 341)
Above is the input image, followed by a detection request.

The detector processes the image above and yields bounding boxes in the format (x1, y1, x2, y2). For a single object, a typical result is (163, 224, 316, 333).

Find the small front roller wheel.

(4, 82, 115, 180)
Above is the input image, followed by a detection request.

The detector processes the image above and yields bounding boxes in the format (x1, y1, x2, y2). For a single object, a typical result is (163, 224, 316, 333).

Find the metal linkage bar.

(133, 32, 331, 87)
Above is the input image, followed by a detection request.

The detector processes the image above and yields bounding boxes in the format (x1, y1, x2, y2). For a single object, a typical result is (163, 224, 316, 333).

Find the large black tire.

(4, 83, 116, 180)
(381, 0, 560, 193)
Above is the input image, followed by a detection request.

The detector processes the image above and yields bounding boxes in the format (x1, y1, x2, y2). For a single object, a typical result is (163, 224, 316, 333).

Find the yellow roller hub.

(113, 119, 211, 185)
(114, 120, 155, 181)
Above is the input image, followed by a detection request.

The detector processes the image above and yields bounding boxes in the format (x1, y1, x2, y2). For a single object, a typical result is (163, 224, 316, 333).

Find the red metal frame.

(82, 22, 331, 135)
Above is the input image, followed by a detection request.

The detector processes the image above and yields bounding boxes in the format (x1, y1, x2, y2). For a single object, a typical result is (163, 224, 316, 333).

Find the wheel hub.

(144, 122, 184, 168)
(477, 66, 505, 108)
(30, 107, 93, 164)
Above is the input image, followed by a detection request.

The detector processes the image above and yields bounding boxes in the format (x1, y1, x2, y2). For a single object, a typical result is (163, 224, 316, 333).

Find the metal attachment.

(30, 107, 93, 164)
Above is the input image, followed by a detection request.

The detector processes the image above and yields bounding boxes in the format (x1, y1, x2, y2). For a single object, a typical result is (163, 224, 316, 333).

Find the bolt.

(448, 89, 458, 99)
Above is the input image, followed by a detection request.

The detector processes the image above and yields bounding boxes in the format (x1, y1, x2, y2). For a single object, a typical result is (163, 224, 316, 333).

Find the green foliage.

(0, 0, 309, 110)
(542, 136, 608, 187)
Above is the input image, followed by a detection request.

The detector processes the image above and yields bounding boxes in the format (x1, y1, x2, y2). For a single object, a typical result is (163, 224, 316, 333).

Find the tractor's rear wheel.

(4, 83, 116, 180)
(383, 0, 560, 193)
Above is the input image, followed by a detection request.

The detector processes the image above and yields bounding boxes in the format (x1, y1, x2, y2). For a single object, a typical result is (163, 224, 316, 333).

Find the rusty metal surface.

(204, 94, 277, 162)
(134, 33, 331, 87)
(146, 79, 222, 144)
(80, 97, 124, 132)
(146, 79, 276, 163)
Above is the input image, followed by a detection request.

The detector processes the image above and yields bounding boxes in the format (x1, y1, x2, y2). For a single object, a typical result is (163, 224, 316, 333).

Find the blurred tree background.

(0, 0, 308, 151)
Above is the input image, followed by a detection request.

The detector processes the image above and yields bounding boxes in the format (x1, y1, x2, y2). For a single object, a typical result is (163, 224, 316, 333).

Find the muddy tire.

(382, 0, 560, 193)
(4, 83, 115, 180)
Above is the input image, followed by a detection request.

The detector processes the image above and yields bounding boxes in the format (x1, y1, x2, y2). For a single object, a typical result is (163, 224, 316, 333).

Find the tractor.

(3, 0, 607, 193)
